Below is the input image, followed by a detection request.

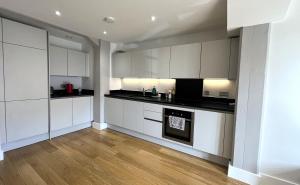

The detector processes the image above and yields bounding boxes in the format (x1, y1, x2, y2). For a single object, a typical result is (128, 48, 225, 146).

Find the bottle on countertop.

(152, 86, 157, 96)
(168, 90, 172, 99)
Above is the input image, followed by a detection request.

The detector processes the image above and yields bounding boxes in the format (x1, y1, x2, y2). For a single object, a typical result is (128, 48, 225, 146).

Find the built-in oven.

(162, 108, 194, 146)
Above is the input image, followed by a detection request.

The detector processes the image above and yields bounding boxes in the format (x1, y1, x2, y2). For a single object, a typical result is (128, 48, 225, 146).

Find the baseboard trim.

(260, 173, 299, 185)
(92, 122, 107, 130)
(51, 122, 92, 138)
(107, 124, 229, 166)
(2, 133, 49, 152)
(228, 164, 260, 185)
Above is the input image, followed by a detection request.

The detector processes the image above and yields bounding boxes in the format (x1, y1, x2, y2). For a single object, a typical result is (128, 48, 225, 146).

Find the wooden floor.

(0, 128, 245, 185)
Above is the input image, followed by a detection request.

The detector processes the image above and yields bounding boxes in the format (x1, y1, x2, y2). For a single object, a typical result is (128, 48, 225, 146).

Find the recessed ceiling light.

(103, 31, 107, 35)
(55, 10, 61, 16)
(103, 16, 115, 24)
(151, 16, 156, 22)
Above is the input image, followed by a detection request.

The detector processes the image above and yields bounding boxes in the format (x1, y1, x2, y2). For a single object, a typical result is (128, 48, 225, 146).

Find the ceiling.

(0, 0, 226, 43)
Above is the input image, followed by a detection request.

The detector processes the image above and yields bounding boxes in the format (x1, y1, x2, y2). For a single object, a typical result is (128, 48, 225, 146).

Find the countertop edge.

(51, 95, 94, 100)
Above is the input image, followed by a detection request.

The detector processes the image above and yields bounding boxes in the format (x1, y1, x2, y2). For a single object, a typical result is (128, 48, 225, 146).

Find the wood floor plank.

(0, 128, 246, 185)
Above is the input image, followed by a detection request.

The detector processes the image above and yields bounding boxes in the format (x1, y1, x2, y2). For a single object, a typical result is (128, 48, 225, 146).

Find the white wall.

(260, 0, 300, 183)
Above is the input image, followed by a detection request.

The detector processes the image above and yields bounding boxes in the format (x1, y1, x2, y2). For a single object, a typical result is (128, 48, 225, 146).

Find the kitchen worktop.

(105, 90, 235, 113)
(51, 89, 94, 99)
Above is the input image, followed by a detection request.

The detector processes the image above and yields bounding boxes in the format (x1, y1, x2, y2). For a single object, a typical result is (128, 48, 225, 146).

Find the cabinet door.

(73, 97, 91, 125)
(50, 98, 73, 131)
(112, 52, 131, 78)
(6, 99, 48, 142)
(4, 43, 48, 101)
(229, 38, 239, 79)
(131, 50, 152, 78)
(3, 19, 47, 50)
(0, 102, 6, 145)
(0, 45, 4, 101)
(200, 39, 230, 79)
(143, 119, 162, 139)
(223, 113, 234, 159)
(49, 46, 68, 76)
(193, 110, 225, 156)
(152, 47, 170, 78)
(170, 43, 201, 78)
(123, 100, 143, 132)
(68, 49, 86, 77)
(104, 97, 123, 127)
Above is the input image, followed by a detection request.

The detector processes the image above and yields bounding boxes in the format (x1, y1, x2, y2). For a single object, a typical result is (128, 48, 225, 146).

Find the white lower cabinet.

(0, 102, 6, 144)
(6, 99, 48, 142)
(50, 98, 73, 131)
(72, 97, 92, 125)
(123, 100, 143, 133)
(193, 110, 233, 159)
(105, 97, 123, 127)
(143, 119, 162, 139)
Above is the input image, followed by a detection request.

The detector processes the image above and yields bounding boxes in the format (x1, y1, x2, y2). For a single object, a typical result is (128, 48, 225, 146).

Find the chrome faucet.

(142, 88, 151, 96)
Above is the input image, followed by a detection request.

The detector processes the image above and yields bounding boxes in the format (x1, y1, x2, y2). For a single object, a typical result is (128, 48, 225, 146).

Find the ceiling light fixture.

(103, 31, 107, 35)
(151, 16, 156, 22)
(55, 10, 61, 16)
(103, 16, 115, 24)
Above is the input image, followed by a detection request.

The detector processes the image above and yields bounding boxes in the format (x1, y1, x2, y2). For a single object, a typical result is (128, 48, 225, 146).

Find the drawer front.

(144, 103, 162, 113)
(143, 119, 162, 139)
(144, 110, 162, 122)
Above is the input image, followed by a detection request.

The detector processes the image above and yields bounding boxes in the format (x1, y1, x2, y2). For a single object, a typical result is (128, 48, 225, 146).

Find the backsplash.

(50, 76, 82, 90)
(120, 78, 175, 93)
(203, 79, 236, 99)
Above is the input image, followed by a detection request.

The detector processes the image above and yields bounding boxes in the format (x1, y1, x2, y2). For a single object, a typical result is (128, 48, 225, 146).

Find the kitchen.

(0, 1, 299, 185)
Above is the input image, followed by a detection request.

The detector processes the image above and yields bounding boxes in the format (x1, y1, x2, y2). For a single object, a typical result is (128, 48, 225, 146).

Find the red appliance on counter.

(65, 83, 73, 94)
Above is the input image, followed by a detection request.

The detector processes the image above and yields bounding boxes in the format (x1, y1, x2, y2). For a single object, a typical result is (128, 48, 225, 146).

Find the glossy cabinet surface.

(73, 97, 92, 125)
(68, 49, 86, 77)
(123, 100, 143, 132)
(0, 45, 4, 101)
(105, 97, 123, 127)
(2, 19, 47, 50)
(49, 46, 68, 76)
(170, 43, 201, 78)
(6, 99, 48, 142)
(112, 52, 131, 78)
(3, 43, 48, 101)
(200, 39, 230, 78)
(0, 102, 6, 145)
(50, 98, 73, 131)
(131, 50, 152, 78)
(151, 47, 170, 78)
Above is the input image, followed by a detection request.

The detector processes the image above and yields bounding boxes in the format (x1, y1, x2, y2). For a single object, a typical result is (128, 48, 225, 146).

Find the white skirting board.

(50, 122, 92, 138)
(228, 165, 298, 185)
(107, 124, 229, 167)
(92, 122, 108, 130)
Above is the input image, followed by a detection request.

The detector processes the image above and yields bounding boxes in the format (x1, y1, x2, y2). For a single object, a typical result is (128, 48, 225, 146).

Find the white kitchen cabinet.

(223, 114, 234, 159)
(85, 53, 90, 77)
(229, 38, 239, 79)
(193, 110, 225, 156)
(143, 119, 162, 139)
(0, 102, 6, 145)
(90, 96, 94, 121)
(3, 43, 48, 101)
(131, 50, 152, 78)
(123, 100, 143, 132)
(2, 19, 47, 50)
(6, 99, 48, 142)
(170, 43, 201, 79)
(0, 18, 2, 41)
(0, 45, 4, 101)
(68, 49, 86, 77)
(49, 45, 68, 76)
(105, 97, 123, 127)
(112, 52, 132, 78)
(151, 47, 170, 78)
(72, 97, 91, 125)
(200, 39, 230, 79)
(50, 98, 73, 131)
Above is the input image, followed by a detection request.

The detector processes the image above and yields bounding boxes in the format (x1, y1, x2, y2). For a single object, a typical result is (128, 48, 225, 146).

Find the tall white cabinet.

(0, 18, 49, 148)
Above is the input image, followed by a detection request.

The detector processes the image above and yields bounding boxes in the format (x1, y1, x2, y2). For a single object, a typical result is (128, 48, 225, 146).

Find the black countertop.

(105, 90, 235, 113)
(51, 89, 94, 99)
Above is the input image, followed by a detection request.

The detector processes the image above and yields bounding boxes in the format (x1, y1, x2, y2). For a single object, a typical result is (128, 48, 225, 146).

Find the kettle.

(65, 83, 73, 94)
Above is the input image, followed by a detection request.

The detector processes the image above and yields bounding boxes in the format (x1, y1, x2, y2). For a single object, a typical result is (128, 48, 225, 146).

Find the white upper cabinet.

(200, 39, 231, 79)
(105, 97, 123, 127)
(131, 50, 152, 78)
(0, 102, 6, 144)
(123, 100, 143, 133)
(0, 45, 4, 101)
(72, 97, 91, 125)
(68, 49, 86, 77)
(4, 43, 48, 101)
(151, 47, 170, 78)
(112, 52, 131, 78)
(2, 19, 47, 50)
(49, 46, 68, 76)
(50, 98, 73, 131)
(6, 99, 48, 142)
(0, 18, 2, 41)
(229, 38, 239, 79)
(170, 43, 201, 79)
(193, 110, 225, 156)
